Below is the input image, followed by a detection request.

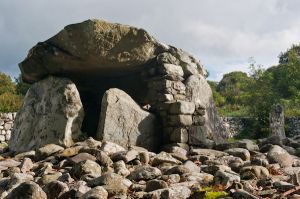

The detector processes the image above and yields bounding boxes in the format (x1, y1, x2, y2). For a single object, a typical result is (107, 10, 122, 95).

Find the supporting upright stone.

(9, 76, 84, 153)
(269, 104, 286, 139)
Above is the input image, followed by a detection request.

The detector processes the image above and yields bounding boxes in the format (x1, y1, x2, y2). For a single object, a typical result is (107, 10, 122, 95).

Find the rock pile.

(0, 113, 16, 143)
(10, 19, 227, 153)
(1, 136, 300, 198)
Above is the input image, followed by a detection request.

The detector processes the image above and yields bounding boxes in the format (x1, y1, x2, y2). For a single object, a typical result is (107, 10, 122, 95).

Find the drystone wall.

(286, 117, 300, 137)
(143, 59, 209, 148)
(0, 112, 16, 142)
(222, 116, 300, 138)
(221, 117, 248, 138)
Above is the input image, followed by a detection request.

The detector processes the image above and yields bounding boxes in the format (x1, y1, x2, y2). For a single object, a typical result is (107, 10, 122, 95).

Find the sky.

(1, 0, 300, 81)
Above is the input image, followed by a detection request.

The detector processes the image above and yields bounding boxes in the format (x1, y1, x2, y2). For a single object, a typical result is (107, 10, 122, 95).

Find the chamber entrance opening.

(76, 70, 150, 137)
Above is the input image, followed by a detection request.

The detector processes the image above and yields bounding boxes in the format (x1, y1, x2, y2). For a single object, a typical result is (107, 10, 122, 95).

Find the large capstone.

(9, 76, 84, 153)
(97, 88, 160, 151)
(20, 19, 163, 83)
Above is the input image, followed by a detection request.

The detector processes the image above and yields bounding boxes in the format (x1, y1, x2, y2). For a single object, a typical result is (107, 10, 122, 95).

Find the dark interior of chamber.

(74, 70, 150, 137)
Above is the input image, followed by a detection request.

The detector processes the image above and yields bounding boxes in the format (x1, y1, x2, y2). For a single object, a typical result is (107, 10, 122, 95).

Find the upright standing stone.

(9, 76, 84, 153)
(269, 104, 286, 139)
(97, 88, 160, 151)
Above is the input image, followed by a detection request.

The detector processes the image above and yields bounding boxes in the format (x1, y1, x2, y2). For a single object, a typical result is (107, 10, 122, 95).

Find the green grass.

(191, 187, 228, 199)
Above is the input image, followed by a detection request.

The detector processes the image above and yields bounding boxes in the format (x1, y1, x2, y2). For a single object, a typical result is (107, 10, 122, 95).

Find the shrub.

(0, 92, 22, 112)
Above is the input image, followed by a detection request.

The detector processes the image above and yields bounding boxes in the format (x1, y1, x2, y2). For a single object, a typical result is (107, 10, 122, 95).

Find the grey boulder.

(97, 88, 160, 151)
(9, 76, 84, 153)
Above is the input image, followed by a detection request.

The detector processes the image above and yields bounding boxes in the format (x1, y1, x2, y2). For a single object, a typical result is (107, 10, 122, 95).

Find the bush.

(0, 72, 16, 95)
(0, 92, 22, 112)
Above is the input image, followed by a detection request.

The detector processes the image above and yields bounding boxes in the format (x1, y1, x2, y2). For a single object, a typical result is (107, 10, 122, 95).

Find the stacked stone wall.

(142, 53, 207, 147)
(0, 112, 16, 142)
(222, 116, 300, 138)
(286, 117, 300, 137)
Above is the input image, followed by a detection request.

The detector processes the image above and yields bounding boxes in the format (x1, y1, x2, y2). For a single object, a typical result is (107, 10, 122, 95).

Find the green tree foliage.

(0, 72, 27, 112)
(211, 44, 300, 138)
(0, 72, 16, 95)
(210, 72, 253, 116)
(217, 71, 253, 105)
(208, 81, 225, 107)
(0, 92, 22, 112)
(15, 74, 31, 96)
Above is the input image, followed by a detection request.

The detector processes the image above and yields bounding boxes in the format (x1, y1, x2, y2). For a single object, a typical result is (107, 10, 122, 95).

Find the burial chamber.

(9, 19, 228, 152)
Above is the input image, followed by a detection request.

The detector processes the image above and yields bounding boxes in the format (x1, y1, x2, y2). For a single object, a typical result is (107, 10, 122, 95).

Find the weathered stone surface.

(128, 166, 162, 181)
(100, 141, 125, 156)
(232, 189, 259, 199)
(169, 101, 195, 115)
(168, 115, 193, 126)
(152, 152, 181, 166)
(214, 170, 240, 188)
(240, 166, 269, 179)
(111, 149, 138, 163)
(88, 173, 127, 197)
(19, 158, 34, 173)
(188, 126, 208, 146)
(267, 145, 294, 167)
(36, 144, 64, 160)
(69, 153, 97, 164)
(71, 160, 101, 179)
(5, 182, 47, 199)
(158, 63, 184, 78)
(270, 104, 286, 139)
(145, 185, 191, 199)
(225, 148, 251, 161)
(145, 179, 168, 192)
(9, 76, 84, 152)
(190, 148, 228, 157)
(97, 88, 160, 151)
(80, 186, 108, 199)
(185, 74, 227, 142)
(38, 172, 62, 185)
(19, 19, 166, 83)
(113, 160, 130, 176)
(43, 180, 69, 199)
(170, 128, 188, 143)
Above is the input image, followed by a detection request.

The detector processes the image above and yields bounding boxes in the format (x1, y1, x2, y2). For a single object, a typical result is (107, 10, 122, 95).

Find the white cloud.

(0, 0, 300, 80)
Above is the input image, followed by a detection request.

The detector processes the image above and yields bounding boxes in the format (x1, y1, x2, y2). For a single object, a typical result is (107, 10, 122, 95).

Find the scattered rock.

(80, 186, 108, 199)
(267, 145, 294, 167)
(145, 179, 168, 192)
(5, 181, 47, 199)
(100, 141, 126, 156)
(214, 170, 240, 188)
(225, 148, 251, 161)
(152, 152, 181, 166)
(145, 185, 191, 199)
(42, 180, 69, 199)
(71, 160, 102, 179)
(36, 144, 64, 160)
(128, 166, 162, 181)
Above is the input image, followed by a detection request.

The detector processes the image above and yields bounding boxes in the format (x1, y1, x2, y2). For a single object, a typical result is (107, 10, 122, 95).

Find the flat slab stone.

(97, 88, 160, 151)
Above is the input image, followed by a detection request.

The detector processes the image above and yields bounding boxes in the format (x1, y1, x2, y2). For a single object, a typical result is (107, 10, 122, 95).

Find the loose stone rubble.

(0, 136, 300, 198)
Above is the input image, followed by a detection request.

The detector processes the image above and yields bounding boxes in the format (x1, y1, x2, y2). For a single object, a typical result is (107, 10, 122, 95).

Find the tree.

(15, 74, 31, 96)
(217, 71, 253, 105)
(0, 92, 22, 112)
(0, 72, 16, 95)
